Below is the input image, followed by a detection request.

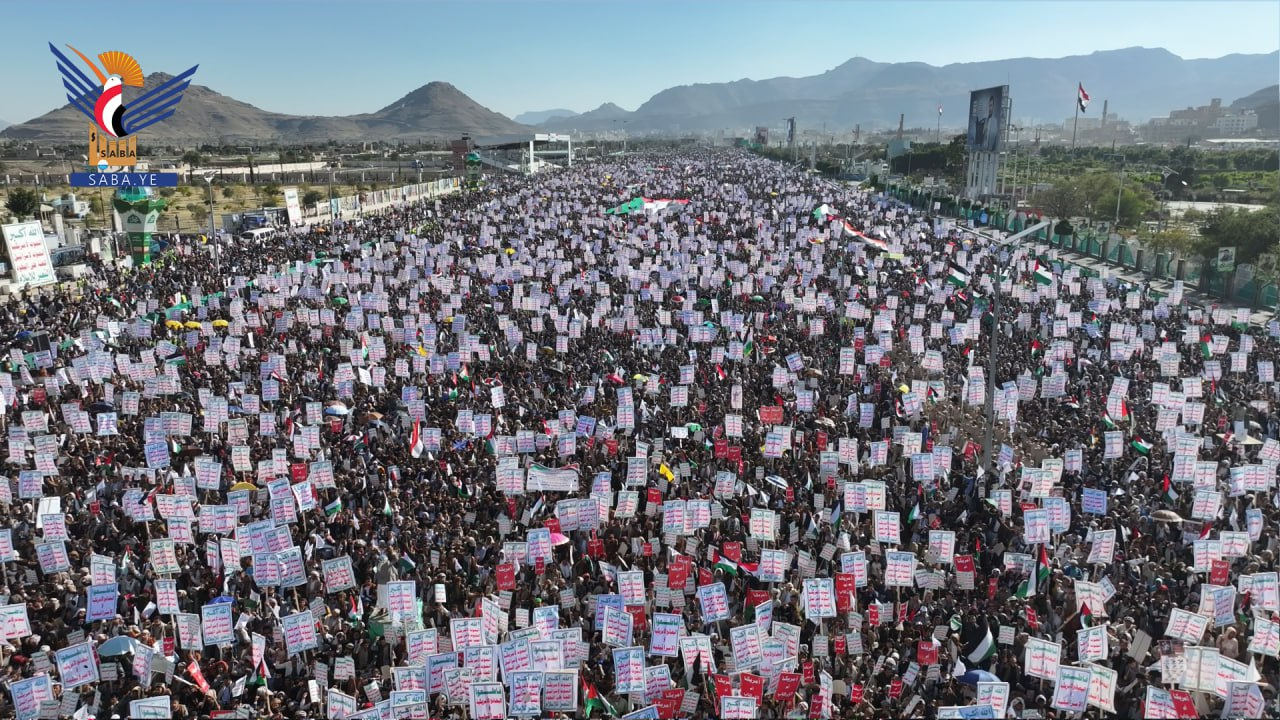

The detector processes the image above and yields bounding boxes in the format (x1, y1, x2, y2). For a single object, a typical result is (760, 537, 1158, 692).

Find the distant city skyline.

(2, 0, 1276, 124)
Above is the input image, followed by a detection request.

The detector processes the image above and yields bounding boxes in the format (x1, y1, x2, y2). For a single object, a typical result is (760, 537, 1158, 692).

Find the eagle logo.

(50, 43, 198, 140)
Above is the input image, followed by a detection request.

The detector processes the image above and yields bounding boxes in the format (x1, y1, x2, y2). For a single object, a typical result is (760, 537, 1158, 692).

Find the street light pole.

(965, 220, 1052, 481)
(1107, 154, 1126, 230)
(202, 172, 218, 274)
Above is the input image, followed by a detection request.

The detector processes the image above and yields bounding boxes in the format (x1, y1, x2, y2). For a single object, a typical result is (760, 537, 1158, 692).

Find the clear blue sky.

(3, 0, 1276, 124)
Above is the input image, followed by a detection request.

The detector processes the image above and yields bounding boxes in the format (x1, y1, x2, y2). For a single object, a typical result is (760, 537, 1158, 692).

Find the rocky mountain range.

(539, 47, 1280, 133)
(514, 108, 578, 125)
(1, 77, 528, 143)
(4, 47, 1275, 144)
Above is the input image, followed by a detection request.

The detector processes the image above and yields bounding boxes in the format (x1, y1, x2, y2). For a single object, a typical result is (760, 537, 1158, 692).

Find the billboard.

(754, 127, 769, 146)
(965, 85, 1007, 152)
(283, 187, 302, 226)
(786, 118, 796, 146)
(1, 221, 56, 288)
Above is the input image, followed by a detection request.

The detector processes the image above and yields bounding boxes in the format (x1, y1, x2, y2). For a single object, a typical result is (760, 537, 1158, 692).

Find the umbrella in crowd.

(0, 151, 1274, 720)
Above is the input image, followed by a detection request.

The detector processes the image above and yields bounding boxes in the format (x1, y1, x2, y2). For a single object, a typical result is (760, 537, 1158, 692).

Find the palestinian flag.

(583, 679, 617, 717)
(324, 498, 343, 519)
(1200, 335, 1213, 359)
(907, 502, 921, 525)
(813, 204, 837, 222)
(946, 262, 970, 288)
(410, 421, 426, 459)
(1080, 602, 1094, 628)
(1033, 262, 1054, 285)
(966, 626, 996, 664)
(1102, 413, 1120, 431)
(713, 552, 759, 578)
(1131, 437, 1153, 455)
(1077, 83, 1090, 113)
(1017, 545, 1051, 598)
(1162, 474, 1178, 503)
(360, 335, 369, 361)
(605, 197, 644, 215)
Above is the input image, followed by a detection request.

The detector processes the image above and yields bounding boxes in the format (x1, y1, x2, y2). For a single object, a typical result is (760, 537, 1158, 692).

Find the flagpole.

(1071, 84, 1080, 151)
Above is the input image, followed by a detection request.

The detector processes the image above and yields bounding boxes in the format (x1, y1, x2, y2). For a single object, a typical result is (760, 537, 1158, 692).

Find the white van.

(239, 227, 276, 243)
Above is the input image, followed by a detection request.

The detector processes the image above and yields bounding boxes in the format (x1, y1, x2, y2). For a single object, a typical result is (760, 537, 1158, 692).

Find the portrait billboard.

(966, 86, 1007, 152)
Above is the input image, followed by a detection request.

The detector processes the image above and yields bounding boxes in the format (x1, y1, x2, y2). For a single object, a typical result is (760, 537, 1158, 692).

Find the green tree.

(181, 150, 204, 167)
(1193, 206, 1280, 262)
(4, 188, 40, 219)
(303, 189, 324, 207)
(1144, 226, 1194, 256)
(221, 186, 237, 200)
(1032, 182, 1086, 220)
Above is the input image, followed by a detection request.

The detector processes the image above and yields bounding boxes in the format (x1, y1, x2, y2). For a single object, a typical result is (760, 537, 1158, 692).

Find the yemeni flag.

(845, 221, 889, 251)
(1162, 474, 1179, 503)
(583, 679, 617, 717)
(1033, 261, 1054, 285)
(946, 262, 970, 288)
(1017, 545, 1051, 598)
(642, 197, 690, 213)
(966, 626, 996, 664)
(410, 420, 426, 459)
(1200, 335, 1214, 359)
(1077, 83, 1090, 113)
(1131, 437, 1153, 455)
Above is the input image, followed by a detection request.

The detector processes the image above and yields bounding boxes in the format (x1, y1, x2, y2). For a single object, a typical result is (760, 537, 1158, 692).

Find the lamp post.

(1106, 154, 1126, 230)
(202, 171, 218, 274)
(957, 220, 1052, 482)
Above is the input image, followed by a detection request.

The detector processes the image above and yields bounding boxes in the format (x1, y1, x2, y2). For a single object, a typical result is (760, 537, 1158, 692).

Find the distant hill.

(543, 103, 636, 131)
(1, 76, 528, 143)
(1230, 85, 1280, 131)
(598, 47, 1279, 132)
(515, 108, 579, 125)
(0, 119, 8, 131)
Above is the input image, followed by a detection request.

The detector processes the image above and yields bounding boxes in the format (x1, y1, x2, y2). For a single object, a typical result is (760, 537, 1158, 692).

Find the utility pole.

(973, 220, 1052, 481)
(202, 171, 219, 274)
(1108, 154, 1126, 230)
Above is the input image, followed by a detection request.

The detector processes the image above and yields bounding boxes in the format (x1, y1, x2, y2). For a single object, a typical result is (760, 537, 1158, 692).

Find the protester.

(0, 151, 1275, 720)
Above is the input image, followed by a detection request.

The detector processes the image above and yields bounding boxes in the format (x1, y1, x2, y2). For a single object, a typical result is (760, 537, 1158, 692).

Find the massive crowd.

(0, 152, 1275, 720)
